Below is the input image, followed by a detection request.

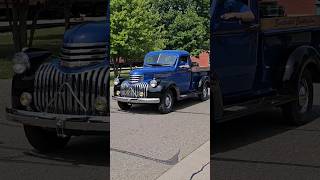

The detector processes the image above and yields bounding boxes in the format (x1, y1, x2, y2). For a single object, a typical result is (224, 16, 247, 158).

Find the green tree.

(110, 0, 166, 75)
(151, 0, 210, 54)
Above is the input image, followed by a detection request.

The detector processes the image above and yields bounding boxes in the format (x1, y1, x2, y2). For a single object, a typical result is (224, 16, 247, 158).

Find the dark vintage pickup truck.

(5, 20, 110, 152)
(113, 50, 210, 114)
(211, 0, 320, 125)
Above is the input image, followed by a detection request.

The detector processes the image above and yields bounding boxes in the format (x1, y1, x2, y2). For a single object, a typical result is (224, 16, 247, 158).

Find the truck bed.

(191, 66, 210, 73)
(261, 15, 320, 31)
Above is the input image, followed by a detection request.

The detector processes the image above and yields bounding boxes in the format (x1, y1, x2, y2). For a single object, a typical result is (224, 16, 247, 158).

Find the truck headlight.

(95, 96, 107, 112)
(114, 77, 120, 86)
(12, 52, 30, 74)
(150, 79, 158, 88)
(20, 92, 32, 107)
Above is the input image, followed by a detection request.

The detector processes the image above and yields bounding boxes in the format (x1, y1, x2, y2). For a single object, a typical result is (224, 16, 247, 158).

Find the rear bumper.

(112, 96, 160, 104)
(6, 108, 109, 134)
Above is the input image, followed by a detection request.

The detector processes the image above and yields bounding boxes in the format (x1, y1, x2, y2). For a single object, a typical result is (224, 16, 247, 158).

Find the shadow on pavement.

(114, 96, 209, 115)
(24, 135, 109, 167)
(212, 106, 320, 155)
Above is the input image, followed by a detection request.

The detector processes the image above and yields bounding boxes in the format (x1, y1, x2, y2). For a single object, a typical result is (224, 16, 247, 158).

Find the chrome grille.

(34, 63, 109, 115)
(129, 74, 143, 83)
(120, 81, 148, 98)
(60, 42, 107, 68)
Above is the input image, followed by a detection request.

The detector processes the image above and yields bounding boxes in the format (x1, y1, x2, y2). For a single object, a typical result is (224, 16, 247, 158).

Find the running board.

(178, 92, 200, 101)
(217, 95, 296, 123)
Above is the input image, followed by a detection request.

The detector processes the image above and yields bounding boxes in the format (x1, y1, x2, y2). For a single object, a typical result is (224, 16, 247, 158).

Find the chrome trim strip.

(6, 108, 109, 132)
(113, 96, 160, 104)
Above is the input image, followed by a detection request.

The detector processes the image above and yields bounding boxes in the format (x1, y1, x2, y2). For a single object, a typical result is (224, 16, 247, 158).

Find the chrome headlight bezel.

(150, 79, 158, 88)
(20, 92, 32, 107)
(114, 77, 120, 86)
(12, 52, 30, 74)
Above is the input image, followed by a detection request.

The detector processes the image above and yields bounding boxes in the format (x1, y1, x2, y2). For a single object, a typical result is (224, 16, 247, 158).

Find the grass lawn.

(110, 70, 130, 86)
(0, 59, 13, 79)
(0, 27, 64, 79)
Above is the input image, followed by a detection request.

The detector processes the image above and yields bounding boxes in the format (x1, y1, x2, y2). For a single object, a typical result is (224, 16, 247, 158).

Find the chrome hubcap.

(203, 86, 208, 98)
(165, 94, 172, 108)
(298, 79, 309, 113)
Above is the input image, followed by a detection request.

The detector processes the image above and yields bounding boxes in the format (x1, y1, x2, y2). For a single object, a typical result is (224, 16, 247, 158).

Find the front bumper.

(6, 108, 109, 134)
(112, 96, 160, 104)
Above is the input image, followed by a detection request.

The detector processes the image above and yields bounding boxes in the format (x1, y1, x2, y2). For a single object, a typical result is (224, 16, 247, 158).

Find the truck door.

(211, 0, 258, 98)
(176, 55, 192, 93)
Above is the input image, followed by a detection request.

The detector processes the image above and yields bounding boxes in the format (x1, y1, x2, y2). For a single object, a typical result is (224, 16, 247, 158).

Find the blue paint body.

(211, 0, 320, 105)
(52, 21, 109, 74)
(63, 21, 107, 44)
(125, 50, 208, 94)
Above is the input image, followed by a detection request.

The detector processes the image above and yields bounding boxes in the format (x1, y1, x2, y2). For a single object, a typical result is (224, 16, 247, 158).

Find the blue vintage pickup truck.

(113, 50, 210, 114)
(211, 0, 320, 125)
(5, 20, 109, 152)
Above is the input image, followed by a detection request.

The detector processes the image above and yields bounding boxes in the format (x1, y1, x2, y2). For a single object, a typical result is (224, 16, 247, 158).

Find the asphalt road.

(212, 84, 320, 180)
(0, 80, 108, 180)
(110, 91, 210, 180)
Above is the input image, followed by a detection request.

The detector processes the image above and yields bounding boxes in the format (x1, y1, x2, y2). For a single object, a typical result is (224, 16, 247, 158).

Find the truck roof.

(147, 50, 190, 57)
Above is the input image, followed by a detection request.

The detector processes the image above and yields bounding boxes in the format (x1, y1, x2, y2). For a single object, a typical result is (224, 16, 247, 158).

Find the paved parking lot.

(110, 92, 210, 180)
(0, 80, 108, 180)
(212, 84, 320, 180)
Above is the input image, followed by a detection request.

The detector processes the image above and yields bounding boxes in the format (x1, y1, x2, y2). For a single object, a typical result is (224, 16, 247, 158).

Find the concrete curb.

(156, 141, 210, 180)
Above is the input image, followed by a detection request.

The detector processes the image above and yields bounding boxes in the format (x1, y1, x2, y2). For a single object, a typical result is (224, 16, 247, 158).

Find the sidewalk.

(156, 141, 210, 180)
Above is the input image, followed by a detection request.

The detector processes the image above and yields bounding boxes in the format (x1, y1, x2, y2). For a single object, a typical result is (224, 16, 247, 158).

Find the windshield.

(144, 53, 178, 67)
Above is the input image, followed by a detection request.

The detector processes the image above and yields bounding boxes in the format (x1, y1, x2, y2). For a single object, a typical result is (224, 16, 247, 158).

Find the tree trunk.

(29, 2, 41, 47)
(6, 0, 30, 53)
(64, 0, 72, 30)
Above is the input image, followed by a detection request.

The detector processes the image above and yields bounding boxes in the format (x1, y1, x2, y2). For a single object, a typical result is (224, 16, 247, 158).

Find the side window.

(259, 0, 318, 18)
(179, 56, 189, 66)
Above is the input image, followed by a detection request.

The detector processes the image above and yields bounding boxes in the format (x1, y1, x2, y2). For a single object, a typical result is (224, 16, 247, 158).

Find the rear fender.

(283, 46, 320, 83)
(198, 75, 210, 89)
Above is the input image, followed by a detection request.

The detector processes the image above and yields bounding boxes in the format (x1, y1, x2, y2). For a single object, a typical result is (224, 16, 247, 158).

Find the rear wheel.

(24, 125, 70, 153)
(158, 90, 174, 114)
(282, 69, 313, 125)
(117, 101, 132, 110)
(199, 83, 209, 101)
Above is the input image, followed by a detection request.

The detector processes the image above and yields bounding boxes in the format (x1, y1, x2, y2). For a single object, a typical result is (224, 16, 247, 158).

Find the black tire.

(117, 101, 132, 110)
(158, 90, 174, 114)
(282, 69, 313, 125)
(199, 83, 209, 101)
(24, 125, 70, 153)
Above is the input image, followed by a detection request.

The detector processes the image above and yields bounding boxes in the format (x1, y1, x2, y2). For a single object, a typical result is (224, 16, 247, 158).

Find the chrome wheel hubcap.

(203, 86, 208, 98)
(298, 79, 309, 113)
(165, 94, 172, 108)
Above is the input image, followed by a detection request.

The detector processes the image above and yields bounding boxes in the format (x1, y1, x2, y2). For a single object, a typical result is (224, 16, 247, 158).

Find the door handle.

(247, 24, 259, 31)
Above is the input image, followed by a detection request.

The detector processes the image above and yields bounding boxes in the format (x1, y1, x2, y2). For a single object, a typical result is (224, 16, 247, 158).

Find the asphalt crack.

(189, 161, 210, 180)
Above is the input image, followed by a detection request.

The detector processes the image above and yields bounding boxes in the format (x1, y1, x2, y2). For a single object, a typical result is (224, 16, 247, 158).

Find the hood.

(130, 66, 175, 80)
(63, 21, 107, 44)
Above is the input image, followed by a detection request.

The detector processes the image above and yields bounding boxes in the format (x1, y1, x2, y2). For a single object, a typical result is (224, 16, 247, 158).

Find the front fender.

(148, 81, 180, 100)
(283, 46, 320, 83)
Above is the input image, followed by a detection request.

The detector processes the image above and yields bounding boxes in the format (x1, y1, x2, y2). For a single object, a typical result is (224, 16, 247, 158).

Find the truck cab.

(211, 0, 320, 124)
(113, 50, 210, 114)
